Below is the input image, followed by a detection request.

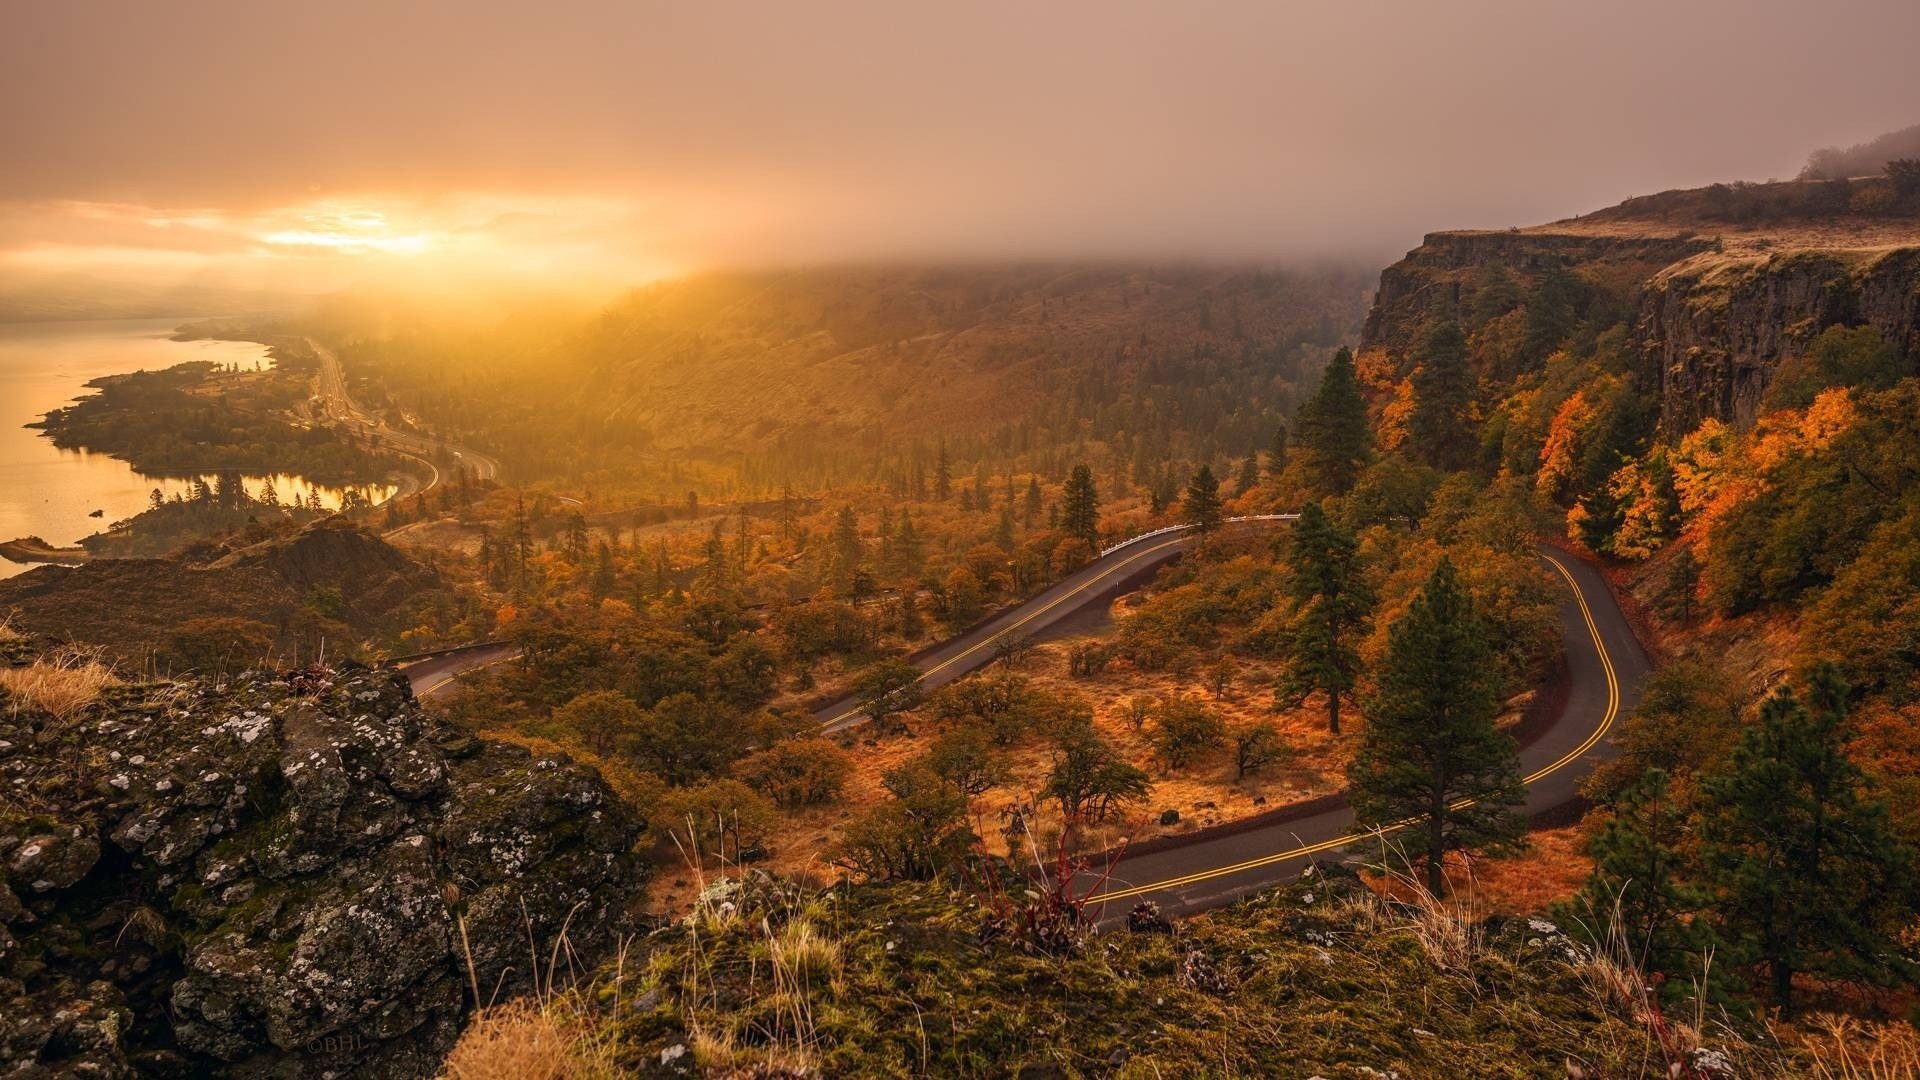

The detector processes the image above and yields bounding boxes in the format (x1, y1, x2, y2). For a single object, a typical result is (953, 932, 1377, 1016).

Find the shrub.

(1148, 695, 1227, 770)
(660, 779, 776, 862)
(735, 736, 851, 808)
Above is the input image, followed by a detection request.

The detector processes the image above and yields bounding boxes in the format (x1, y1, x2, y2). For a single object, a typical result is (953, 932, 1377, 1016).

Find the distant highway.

(810, 516, 1295, 731)
(305, 337, 500, 496)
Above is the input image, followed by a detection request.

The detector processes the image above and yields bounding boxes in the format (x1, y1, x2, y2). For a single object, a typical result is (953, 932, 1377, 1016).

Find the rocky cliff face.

(0, 664, 644, 1077)
(1637, 246, 1920, 430)
(1360, 219, 1920, 433)
(1361, 230, 1710, 362)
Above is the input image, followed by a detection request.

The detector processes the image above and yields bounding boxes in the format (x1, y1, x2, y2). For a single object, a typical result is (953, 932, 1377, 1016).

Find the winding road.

(306, 337, 501, 495)
(1083, 548, 1647, 917)
(398, 519, 1649, 917)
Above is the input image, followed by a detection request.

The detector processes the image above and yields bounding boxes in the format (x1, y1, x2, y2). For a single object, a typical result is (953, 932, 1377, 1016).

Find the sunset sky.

(6, 0, 1919, 299)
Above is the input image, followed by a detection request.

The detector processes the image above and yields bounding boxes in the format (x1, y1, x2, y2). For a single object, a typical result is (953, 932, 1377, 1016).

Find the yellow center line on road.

(1091, 552, 1619, 904)
(820, 532, 1194, 726)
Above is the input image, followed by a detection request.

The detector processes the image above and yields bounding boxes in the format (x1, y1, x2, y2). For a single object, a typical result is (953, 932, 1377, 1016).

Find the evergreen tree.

(591, 540, 618, 597)
(1060, 464, 1101, 545)
(1234, 455, 1260, 497)
(1660, 547, 1701, 625)
(832, 506, 862, 587)
(1348, 559, 1525, 893)
(564, 510, 589, 564)
(1559, 768, 1713, 1000)
(1293, 346, 1370, 496)
(1698, 666, 1917, 1013)
(1182, 464, 1224, 536)
(1407, 321, 1476, 471)
(934, 442, 953, 501)
(1023, 475, 1043, 528)
(1276, 502, 1372, 734)
(1266, 424, 1289, 479)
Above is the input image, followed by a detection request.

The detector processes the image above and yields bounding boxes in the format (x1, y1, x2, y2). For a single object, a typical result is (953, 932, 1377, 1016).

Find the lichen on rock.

(0, 663, 646, 1078)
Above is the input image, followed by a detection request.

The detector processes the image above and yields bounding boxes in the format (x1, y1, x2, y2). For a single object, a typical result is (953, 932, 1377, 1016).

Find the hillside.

(0, 518, 452, 668)
(1353, 173, 1920, 854)
(443, 864, 1853, 1077)
(322, 263, 1372, 489)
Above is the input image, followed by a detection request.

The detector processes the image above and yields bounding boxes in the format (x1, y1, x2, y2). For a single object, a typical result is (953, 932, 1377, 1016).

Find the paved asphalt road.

(398, 521, 1649, 919)
(1080, 547, 1649, 919)
(807, 521, 1292, 732)
(307, 337, 501, 492)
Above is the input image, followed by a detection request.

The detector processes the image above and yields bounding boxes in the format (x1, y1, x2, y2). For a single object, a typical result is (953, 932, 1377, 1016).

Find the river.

(0, 318, 389, 580)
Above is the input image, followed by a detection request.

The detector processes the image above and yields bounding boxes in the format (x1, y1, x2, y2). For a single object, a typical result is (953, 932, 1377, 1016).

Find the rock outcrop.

(1636, 246, 1920, 430)
(1359, 192, 1920, 434)
(0, 664, 644, 1077)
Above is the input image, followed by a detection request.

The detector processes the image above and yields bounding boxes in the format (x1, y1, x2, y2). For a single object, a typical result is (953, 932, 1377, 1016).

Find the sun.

(261, 207, 431, 255)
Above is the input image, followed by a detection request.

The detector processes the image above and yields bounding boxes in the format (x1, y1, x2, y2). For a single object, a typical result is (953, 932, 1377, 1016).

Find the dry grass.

(439, 999, 610, 1080)
(1789, 1014, 1920, 1080)
(0, 653, 116, 724)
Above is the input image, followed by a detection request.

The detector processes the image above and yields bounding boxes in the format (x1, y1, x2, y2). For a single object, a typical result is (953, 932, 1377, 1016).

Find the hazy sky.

(4, 0, 1918, 297)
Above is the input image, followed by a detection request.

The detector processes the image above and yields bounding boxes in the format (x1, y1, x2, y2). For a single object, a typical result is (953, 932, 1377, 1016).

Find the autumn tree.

(925, 726, 1009, 798)
(1407, 321, 1476, 471)
(1149, 695, 1227, 770)
(1061, 463, 1101, 545)
(1275, 502, 1372, 734)
(1232, 720, 1287, 779)
(1292, 346, 1370, 496)
(1698, 666, 1917, 1013)
(735, 736, 852, 808)
(547, 689, 644, 757)
(838, 761, 974, 881)
(852, 658, 925, 734)
(1043, 720, 1150, 824)
(1348, 558, 1526, 893)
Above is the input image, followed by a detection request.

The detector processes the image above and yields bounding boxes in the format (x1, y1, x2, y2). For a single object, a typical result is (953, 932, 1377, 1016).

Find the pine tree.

(1266, 424, 1289, 479)
(1023, 476, 1043, 528)
(1407, 321, 1476, 471)
(1182, 464, 1223, 535)
(934, 442, 953, 501)
(1348, 558, 1525, 893)
(1660, 547, 1700, 625)
(1276, 502, 1372, 734)
(1234, 456, 1259, 497)
(1559, 768, 1712, 1000)
(832, 506, 862, 587)
(1698, 665, 1917, 1013)
(564, 510, 589, 564)
(1060, 464, 1100, 545)
(1293, 346, 1370, 496)
(591, 540, 617, 597)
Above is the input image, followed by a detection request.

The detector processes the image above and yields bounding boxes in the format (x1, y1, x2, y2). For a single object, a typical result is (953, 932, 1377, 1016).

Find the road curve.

(306, 337, 502, 492)
(1082, 547, 1649, 919)
(809, 517, 1295, 732)
(396, 522, 1650, 924)
(402, 642, 520, 699)
(399, 517, 1288, 712)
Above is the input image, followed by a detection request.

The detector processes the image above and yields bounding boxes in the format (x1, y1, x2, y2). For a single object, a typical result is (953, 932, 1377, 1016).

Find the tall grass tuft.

(0, 651, 116, 725)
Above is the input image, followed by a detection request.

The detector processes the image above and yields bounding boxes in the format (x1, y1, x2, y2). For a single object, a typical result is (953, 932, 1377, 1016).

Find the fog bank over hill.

(3, 1, 1918, 303)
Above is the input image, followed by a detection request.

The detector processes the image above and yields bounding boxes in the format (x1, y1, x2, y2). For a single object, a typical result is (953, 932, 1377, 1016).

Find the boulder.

(0, 664, 646, 1078)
